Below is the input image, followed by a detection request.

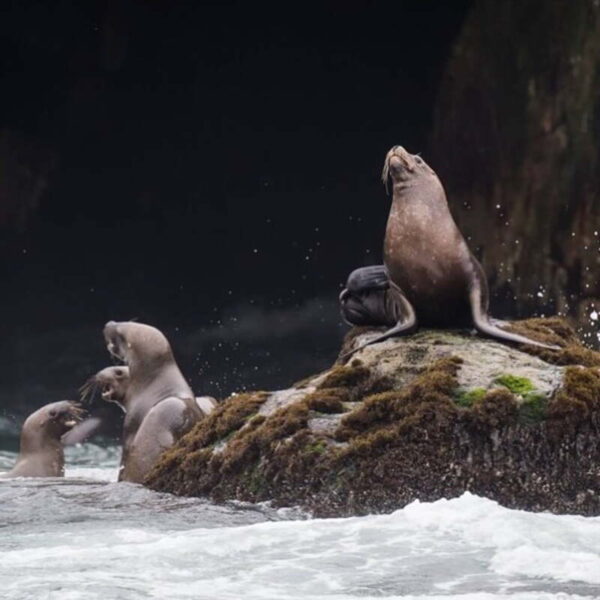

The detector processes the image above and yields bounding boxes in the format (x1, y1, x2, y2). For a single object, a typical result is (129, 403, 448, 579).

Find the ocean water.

(0, 443, 599, 600)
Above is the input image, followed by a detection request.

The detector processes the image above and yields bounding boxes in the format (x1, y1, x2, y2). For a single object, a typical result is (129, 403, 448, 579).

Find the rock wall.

(431, 0, 600, 342)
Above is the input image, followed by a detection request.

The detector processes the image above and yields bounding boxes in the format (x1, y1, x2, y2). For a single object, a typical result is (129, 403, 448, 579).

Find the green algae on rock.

(146, 318, 600, 517)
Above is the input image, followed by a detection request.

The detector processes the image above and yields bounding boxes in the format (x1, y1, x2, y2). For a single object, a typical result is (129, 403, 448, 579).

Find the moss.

(306, 440, 328, 455)
(495, 374, 535, 395)
(468, 389, 518, 428)
(304, 388, 348, 413)
(519, 392, 548, 424)
(505, 317, 600, 367)
(455, 387, 487, 407)
(548, 366, 600, 429)
(336, 356, 463, 441)
(318, 364, 371, 389)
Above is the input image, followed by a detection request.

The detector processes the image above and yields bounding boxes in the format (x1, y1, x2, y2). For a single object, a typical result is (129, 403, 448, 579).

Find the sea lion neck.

(127, 348, 175, 380)
(128, 360, 192, 400)
(391, 173, 447, 204)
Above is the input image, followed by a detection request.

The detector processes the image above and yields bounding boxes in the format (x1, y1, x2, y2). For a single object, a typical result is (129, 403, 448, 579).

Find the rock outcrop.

(146, 318, 600, 517)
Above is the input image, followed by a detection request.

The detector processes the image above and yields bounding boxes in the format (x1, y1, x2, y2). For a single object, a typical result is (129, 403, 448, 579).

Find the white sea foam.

(1, 444, 599, 600)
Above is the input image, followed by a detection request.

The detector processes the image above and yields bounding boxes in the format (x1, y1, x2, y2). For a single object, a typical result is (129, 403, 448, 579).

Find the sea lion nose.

(104, 320, 117, 335)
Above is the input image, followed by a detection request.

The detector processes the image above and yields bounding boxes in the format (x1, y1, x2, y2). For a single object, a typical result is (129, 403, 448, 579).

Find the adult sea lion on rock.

(103, 321, 204, 483)
(342, 146, 560, 357)
(0, 401, 83, 478)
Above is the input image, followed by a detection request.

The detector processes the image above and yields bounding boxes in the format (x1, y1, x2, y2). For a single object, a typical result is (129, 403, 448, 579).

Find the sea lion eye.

(49, 410, 57, 418)
(115, 369, 123, 377)
(414, 156, 424, 165)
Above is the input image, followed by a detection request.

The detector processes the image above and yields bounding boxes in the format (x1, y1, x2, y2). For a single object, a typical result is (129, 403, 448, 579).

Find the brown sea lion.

(343, 146, 560, 357)
(81, 365, 216, 416)
(61, 366, 131, 446)
(80, 365, 131, 412)
(103, 321, 204, 483)
(70, 366, 215, 448)
(0, 401, 83, 478)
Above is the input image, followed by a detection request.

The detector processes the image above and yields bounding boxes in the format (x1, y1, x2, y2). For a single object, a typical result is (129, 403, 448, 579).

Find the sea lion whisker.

(79, 378, 101, 404)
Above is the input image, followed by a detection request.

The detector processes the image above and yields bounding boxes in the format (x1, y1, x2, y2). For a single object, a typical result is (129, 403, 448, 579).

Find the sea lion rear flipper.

(341, 282, 417, 360)
(469, 284, 560, 350)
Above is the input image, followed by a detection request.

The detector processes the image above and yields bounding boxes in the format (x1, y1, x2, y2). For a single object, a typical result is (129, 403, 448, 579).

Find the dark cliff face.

(145, 318, 600, 517)
(431, 0, 600, 342)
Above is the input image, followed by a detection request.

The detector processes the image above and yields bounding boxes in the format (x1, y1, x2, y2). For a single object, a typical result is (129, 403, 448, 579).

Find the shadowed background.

(1, 0, 599, 421)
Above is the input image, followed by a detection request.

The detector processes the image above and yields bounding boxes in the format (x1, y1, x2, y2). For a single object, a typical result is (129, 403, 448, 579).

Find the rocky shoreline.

(146, 318, 600, 517)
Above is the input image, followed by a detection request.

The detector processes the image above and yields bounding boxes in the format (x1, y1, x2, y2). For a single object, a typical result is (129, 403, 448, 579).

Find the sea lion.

(340, 265, 396, 327)
(61, 366, 131, 446)
(81, 365, 216, 415)
(103, 321, 204, 483)
(74, 365, 215, 445)
(0, 401, 83, 478)
(80, 365, 131, 412)
(342, 146, 560, 357)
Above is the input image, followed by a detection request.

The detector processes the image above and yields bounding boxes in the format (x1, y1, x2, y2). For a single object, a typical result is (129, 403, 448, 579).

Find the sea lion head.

(381, 146, 438, 190)
(23, 400, 85, 440)
(80, 366, 130, 410)
(103, 321, 173, 372)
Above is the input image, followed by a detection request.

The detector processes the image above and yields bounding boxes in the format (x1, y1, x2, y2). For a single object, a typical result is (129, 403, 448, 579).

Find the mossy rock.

(146, 318, 600, 517)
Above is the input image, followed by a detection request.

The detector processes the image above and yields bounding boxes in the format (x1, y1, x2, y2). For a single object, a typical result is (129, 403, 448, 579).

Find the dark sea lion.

(340, 265, 397, 327)
(343, 146, 560, 357)
(103, 321, 204, 483)
(0, 401, 83, 478)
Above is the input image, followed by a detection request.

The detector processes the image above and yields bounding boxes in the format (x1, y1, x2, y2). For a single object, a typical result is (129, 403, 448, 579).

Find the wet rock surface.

(146, 318, 600, 517)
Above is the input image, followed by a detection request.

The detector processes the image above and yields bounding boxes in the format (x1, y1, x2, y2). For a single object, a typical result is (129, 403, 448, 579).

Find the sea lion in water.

(71, 365, 216, 447)
(342, 146, 559, 357)
(0, 401, 83, 478)
(62, 366, 131, 446)
(80, 365, 132, 412)
(103, 321, 204, 483)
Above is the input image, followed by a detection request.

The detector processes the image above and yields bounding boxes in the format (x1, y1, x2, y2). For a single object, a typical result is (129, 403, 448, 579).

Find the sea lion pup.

(0, 401, 83, 478)
(103, 321, 204, 483)
(343, 146, 560, 357)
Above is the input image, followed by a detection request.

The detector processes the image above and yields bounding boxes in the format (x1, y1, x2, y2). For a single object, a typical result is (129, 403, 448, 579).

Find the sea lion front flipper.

(61, 416, 103, 446)
(341, 282, 417, 360)
(469, 282, 560, 350)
